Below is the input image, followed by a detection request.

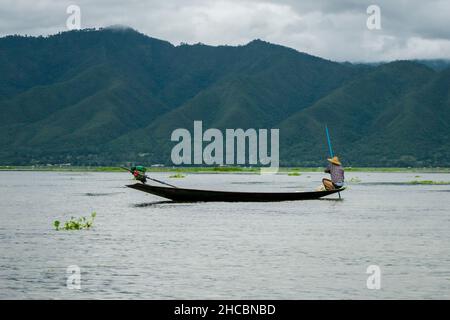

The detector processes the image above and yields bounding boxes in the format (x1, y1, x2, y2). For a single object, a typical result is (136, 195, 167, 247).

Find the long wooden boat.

(127, 183, 345, 202)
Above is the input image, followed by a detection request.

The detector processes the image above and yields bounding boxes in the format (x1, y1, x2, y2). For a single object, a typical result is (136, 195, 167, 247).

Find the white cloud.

(0, 0, 448, 62)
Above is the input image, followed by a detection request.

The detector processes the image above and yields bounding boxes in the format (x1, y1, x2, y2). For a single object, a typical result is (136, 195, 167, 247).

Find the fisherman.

(322, 156, 344, 190)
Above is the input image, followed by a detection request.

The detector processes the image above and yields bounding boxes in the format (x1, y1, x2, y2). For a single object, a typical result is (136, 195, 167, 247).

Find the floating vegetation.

(407, 180, 450, 185)
(3, 165, 450, 174)
(53, 212, 96, 231)
(169, 173, 186, 178)
(84, 192, 123, 197)
(133, 201, 175, 208)
(213, 166, 245, 172)
(348, 177, 362, 183)
(288, 172, 301, 176)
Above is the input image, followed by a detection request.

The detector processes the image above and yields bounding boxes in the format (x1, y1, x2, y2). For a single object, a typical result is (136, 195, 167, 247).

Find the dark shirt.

(325, 163, 345, 185)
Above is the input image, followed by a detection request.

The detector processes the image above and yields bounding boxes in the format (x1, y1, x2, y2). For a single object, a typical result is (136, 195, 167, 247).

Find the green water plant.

(407, 180, 450, 185)
(53, 212, 96, 231)
(169, 173, 186, 178)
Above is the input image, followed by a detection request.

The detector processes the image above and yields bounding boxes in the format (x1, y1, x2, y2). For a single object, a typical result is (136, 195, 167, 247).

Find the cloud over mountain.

(0, 0, 449, 62)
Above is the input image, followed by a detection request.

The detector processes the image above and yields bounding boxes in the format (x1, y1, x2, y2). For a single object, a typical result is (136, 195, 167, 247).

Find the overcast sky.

(0, 0, 449, 62)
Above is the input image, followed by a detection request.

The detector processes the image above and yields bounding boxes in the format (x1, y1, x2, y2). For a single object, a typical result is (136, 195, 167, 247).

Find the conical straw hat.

(327, 156, 341, 166)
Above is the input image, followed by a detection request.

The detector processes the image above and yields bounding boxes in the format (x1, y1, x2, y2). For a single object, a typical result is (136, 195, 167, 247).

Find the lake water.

(0, 171, 449, 299)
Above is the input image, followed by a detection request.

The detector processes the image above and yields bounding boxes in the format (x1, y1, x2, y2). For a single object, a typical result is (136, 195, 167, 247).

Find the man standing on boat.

(322, 156, 344, 190)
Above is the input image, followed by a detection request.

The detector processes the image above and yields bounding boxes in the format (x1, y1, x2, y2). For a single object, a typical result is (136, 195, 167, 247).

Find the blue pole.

(325, 125, 341, 198)
(325, 125, 334, 157)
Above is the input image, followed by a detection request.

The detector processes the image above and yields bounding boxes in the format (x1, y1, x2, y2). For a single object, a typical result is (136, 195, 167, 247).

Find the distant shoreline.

(1, 166, 449, 173)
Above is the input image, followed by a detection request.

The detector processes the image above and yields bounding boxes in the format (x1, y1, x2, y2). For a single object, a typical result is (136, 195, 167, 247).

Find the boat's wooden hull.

(127, 183, 345, 202)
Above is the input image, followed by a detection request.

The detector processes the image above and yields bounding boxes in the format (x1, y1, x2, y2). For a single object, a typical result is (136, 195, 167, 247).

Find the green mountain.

(0, 28, 448, 166)
(280, 61, 446, 166)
